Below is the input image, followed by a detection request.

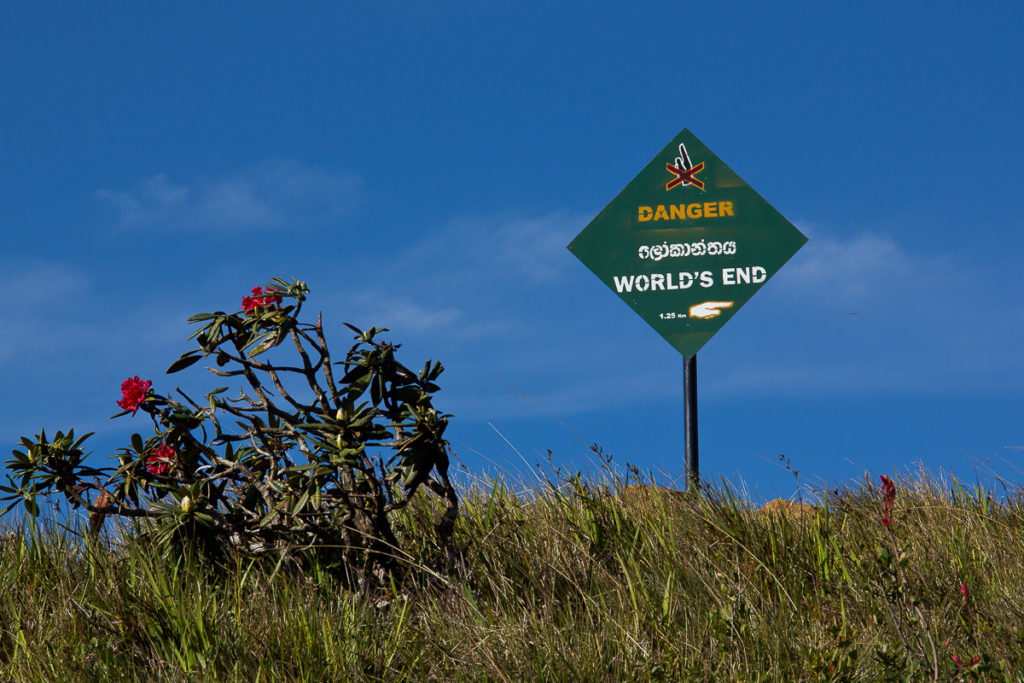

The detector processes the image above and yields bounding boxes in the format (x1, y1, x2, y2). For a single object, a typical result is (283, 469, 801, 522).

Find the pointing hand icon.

(689, 301, 734, 319)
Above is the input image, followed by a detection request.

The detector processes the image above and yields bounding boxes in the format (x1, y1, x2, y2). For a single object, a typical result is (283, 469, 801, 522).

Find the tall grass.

(2, 469, 1023, 681)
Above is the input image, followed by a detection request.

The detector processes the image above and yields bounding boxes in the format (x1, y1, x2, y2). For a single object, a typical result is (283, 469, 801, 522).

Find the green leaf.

(149, 501, 181, 514)
(194, 512, 215, 527)
(370, 374, 384, 406)
(167, 352, 203, 374)
(340, 364, 369, 384)
(207, 386, 228, 410)
(70, 431, 94, 451)
(131, 433, 144, 454)
(208, 320, 223, 345)
(393, 386, 424, 406)
(284, 463, 319, 473)
(429, 360, 444, 380)
(187, 313, 217, 323)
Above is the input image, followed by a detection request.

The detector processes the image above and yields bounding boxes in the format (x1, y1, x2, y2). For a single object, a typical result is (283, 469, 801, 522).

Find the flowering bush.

(1, 278, 458, 588)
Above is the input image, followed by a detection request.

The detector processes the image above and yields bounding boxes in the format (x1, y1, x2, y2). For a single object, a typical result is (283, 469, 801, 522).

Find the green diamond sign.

(568, 128, 807, 358)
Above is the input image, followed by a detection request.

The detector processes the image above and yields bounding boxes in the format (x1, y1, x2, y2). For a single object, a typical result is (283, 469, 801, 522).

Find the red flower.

(241, 286, 282, 314)
(117, 376, 152, 414)
(952, 654, 963, 668)
(879, 474, 896, 525)
(147, 443, 175, 476)
(961, 582, 969, 598)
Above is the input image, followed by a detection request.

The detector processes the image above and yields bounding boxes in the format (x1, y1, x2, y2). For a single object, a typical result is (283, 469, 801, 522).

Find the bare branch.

(289, 326, 331, 413)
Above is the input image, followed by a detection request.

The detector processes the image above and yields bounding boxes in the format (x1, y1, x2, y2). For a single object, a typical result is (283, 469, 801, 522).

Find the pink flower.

(117, 376, 152, 414)
(147, 443, 175, 476)
(241, 286, 282, 314)
(960, 582, 969, 598)
(952, 654, 963, 668)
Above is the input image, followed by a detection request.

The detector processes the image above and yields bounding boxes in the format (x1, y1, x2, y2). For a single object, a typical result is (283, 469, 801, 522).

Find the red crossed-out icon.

(665, 143, 705, 191)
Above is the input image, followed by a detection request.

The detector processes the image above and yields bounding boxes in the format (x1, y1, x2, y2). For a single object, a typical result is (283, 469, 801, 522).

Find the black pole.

(683, 354, 699, 492)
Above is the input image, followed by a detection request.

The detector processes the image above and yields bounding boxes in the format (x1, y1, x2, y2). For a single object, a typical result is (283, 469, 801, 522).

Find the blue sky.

(2, 2, 1023, 501)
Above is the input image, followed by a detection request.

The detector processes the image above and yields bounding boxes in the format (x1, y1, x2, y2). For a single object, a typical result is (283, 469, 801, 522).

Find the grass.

(2, 468, 1023, 681)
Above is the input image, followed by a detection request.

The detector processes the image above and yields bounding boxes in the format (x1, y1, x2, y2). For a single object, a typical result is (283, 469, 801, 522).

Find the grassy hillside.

(1, 470, 1022, 681)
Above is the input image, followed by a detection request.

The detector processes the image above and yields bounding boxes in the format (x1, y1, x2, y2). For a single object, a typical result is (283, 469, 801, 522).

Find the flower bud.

(181, 495, 193, 513)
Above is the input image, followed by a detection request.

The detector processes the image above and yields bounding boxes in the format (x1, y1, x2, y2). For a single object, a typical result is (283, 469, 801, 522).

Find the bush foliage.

(1, 278, 458, 589)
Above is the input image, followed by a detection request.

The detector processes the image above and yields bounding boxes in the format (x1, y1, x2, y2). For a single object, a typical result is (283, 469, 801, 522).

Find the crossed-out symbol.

(666, 143, 705, 191)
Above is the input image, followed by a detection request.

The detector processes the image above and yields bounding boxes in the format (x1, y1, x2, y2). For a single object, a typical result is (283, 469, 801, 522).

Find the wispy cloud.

(0, 259, 197, 372)
(96, 160, 361, 232)
(701, 226, 1024, 396)
(773, 227, 951, 305)
(312, 210, 588, 346)
(0, 261, 93, 363)
(2, 260, 90, 309)
(346, 295, 465, 334)
(399, 210, 585, 285)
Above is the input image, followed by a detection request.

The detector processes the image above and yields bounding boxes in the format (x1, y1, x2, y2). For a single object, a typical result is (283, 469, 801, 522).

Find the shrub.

(1, 278, 458, 589)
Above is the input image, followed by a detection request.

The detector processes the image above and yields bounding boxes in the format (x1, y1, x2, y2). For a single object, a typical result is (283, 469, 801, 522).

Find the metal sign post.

(568, 128, 806, 488)
(683, 354, 699, 491)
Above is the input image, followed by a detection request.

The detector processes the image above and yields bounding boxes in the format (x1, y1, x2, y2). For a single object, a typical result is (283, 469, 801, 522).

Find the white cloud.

(1, 260, 90, 309)
(400, 210, 586, 285)
(96, 159, 361, 232)
(773, 228, 948, 304)
(305, 209, 589, 349)
(348, 295, 465, 334)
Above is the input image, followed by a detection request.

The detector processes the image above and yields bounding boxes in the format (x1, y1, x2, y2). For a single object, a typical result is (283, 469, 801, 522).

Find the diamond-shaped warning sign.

(568, 128, 807, 358)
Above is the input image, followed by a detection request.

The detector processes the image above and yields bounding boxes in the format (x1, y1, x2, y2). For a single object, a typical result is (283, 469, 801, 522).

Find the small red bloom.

(242, 286, 282, 314)
(879, 474, 896, 525)
(961, 582, 969, 598)
(952, 654, 963, 668)
(117, 376, 152, 414)
(147, 443, 175, 476)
